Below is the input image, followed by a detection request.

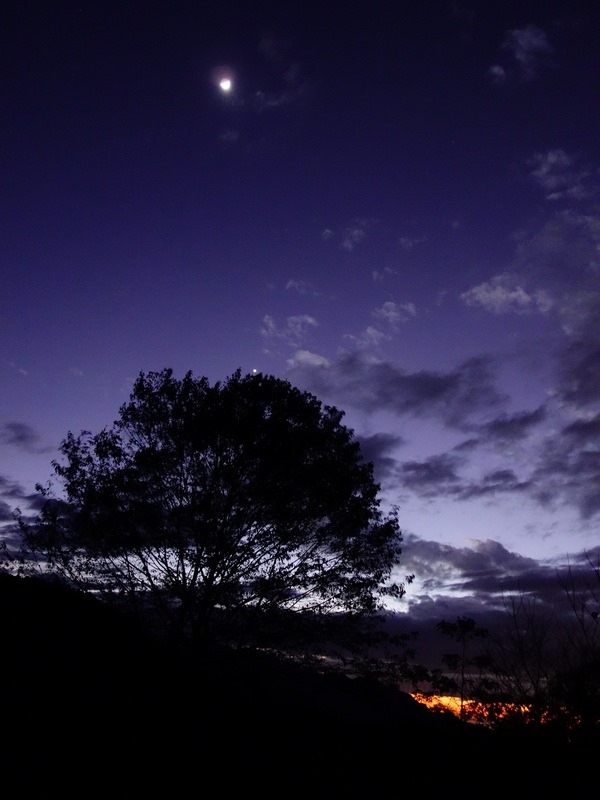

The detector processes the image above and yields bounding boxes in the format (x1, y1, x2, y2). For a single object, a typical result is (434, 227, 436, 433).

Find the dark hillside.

(0, 573, 587, 795)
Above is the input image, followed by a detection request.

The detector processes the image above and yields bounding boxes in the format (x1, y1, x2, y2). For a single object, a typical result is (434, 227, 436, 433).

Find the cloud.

(472, 406, 547, 443)
(534, 404, 600, 521)
(530, 424, 600, 520)
(529, 149, 595, 201)
(500, 24, 553, 81)
(252, 32, 309, 112)
(342, 302, 416, 353)
(253, 84, 307, 111)
(286, 349, 330, 369)
(286, 279, 309, 294)
(506, 204, 600, 337)
(0, 422, 53, 454)
(285, 279, 320, 296)
(399, 236, 427, 251)
(457, 470, 532, 500)
(320, 219, 375, 251)
(400, 534, 591, 612)
(562, 412, 600, 445)
(344, 326, 390, 350)
(533, 411, 600, 519)
(219, 129, 240, 143)
(0, 475, 44, 545)
(0, 475, 29, 500)
(372, 301, 417, 327)
(356, 431, 405, 484)
(210, 31, 310, 146)
(558, 291, 600, 338)
(460, 274, 554, 315)
(285, 345, 599, 520)
(391, 386, 599, 517)
(0, 500, 14, 522)
(260, 314, 319, 346)
(447, 404, 547, 465)
(260, 314, 319, 355)
(286, 315, 318, 340)
(512, 206, 600, 282)
(403, 535, 540, 589)
(283, 318, 599, 522)
(414, 395, 600, 520)
(336, 218, 375, 251)
(287, 351, 507, 428)
(342, 226, 366, 252)
(395, 450, 532, 503)
(398, 453, 463, 496)
(386, 535, 600, 666)
(556, 338, 600, 410)
(372, 267, 397, 282)
(457, 390, 598, 520)
(488, 64, 506, 84)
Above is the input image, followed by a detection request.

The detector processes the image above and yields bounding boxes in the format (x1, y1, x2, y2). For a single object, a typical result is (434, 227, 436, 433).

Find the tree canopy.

(17, 368, 406, 649)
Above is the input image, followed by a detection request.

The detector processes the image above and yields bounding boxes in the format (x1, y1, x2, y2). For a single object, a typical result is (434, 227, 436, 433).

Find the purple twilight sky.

(2, 1, 600, 651)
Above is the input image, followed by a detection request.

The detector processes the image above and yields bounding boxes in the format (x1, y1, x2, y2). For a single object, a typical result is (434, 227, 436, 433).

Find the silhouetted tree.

(436, 616, 489, 719)
(466, 564, 600, 742)
(15, 368, 406, 651)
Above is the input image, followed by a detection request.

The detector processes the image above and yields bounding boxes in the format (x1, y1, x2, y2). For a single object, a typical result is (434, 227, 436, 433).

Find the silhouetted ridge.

(0, 573, 586, 795)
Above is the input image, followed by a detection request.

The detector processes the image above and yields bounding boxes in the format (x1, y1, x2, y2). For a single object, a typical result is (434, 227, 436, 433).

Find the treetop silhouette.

(17, 368, 407, 650)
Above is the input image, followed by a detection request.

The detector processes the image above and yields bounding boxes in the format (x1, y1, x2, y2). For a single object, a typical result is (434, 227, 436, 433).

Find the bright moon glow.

(219, 78, 232, 92)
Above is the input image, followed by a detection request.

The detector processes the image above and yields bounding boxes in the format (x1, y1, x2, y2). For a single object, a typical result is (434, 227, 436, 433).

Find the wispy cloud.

(0, 474, 45, 526)
(287, 351, 507, 428)
(372, 267, 397, 283)
(399, 453, 463, 496)
(0, 422, 54, 454)
(321, 219, 375, 252)
(471, 406, 547, 444)
(488, 64, 506, 84)
(529, 149, 596, 201)
(286, 349, 330, 369)
(219, 129, 240, 143)
(490, 24, 553, 83)
(341, 302, 417, 351)
(0, 475, 30, 500)
(356, 431, 405, 473)
(460, 274, 554, 315)
(285, 342, 600, 523)
(261, 314, 319, 347)
(285, 279, 320, 296)
(556, 338, 600, 410)
(344, 326, 390, 350)
(372, 301, 417, 327)
(342, 225, 366, 252)
(399, 236, 427, 251)
(253, 33, 309, 111)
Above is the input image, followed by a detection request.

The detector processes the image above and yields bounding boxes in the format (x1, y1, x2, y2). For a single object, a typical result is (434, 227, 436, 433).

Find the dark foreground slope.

(0, 573, 587, 796)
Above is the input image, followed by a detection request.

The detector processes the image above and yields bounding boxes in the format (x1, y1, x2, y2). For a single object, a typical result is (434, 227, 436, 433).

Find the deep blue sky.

(2, 1, 599, 651)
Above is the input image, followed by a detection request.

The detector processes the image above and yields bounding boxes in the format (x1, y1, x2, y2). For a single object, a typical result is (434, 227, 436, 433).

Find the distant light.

(219, 78, 232, 93)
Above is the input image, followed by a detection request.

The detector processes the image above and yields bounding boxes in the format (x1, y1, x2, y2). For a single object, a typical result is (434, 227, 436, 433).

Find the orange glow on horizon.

(411, 693, 581, 729)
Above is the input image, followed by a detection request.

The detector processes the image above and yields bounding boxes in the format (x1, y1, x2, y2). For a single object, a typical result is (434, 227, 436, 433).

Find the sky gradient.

(2, 1, 599, 656)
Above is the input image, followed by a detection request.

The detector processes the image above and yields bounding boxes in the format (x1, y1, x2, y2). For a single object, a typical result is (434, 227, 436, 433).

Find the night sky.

(2, 1, 599, 650)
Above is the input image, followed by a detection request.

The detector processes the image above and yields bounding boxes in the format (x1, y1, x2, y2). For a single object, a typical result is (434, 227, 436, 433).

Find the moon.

(211, 66, 235, 95)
